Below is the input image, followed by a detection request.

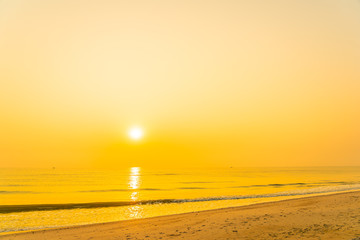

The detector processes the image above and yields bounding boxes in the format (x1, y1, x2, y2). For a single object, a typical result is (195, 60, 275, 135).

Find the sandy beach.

(1, 191, 360, 240)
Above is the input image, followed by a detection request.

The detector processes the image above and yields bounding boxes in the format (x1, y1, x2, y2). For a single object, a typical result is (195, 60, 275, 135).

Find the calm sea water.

(1, 167, 360, 233)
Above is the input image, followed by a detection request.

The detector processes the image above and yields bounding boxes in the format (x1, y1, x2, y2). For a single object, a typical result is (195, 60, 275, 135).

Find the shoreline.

(3, 186, 360, 214)
(1, 190, 360, 239)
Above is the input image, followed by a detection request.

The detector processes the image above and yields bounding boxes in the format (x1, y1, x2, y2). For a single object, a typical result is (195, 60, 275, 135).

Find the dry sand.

(1, 191, 360, 240)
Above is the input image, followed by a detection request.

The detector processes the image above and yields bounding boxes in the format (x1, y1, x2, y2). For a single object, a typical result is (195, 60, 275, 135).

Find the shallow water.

(1, 167, 360, 233)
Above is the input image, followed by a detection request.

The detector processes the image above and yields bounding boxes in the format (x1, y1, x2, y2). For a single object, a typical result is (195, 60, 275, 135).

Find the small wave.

(230, 183, 308, 188)
(140, 188, 163, 191)
(230, 181, 359, 189)
(323, 181, 348, 184)
(0, 191, 36, 194)
(1, 184, 359, 214)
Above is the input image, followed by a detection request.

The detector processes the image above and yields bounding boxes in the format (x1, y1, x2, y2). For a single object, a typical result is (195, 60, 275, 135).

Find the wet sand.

(1, 191, 360, 240)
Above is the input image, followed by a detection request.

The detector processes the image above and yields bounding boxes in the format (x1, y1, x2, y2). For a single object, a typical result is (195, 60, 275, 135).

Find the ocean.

(1, 167, 360, 234)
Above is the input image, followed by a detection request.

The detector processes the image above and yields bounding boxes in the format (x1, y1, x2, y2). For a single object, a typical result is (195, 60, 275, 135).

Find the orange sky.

(1, 0, 360, 168)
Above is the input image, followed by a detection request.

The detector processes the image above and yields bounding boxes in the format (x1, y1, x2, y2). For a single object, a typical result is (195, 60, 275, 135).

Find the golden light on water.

(127, 167, 143, 218)
(128, 167, 140, 190)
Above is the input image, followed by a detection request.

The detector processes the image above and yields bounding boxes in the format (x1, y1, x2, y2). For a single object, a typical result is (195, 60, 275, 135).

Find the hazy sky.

(1, 0, 360, 168)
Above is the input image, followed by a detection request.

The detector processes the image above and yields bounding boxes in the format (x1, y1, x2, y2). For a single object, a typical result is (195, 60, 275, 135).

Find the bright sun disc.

(128, 127, 144, 140)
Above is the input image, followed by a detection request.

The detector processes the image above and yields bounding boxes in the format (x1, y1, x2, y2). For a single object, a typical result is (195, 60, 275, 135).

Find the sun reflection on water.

(127, 167, 143, 218)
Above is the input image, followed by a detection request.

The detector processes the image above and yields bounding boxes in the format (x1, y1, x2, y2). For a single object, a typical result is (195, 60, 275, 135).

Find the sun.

(128, 127, 144, 141)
